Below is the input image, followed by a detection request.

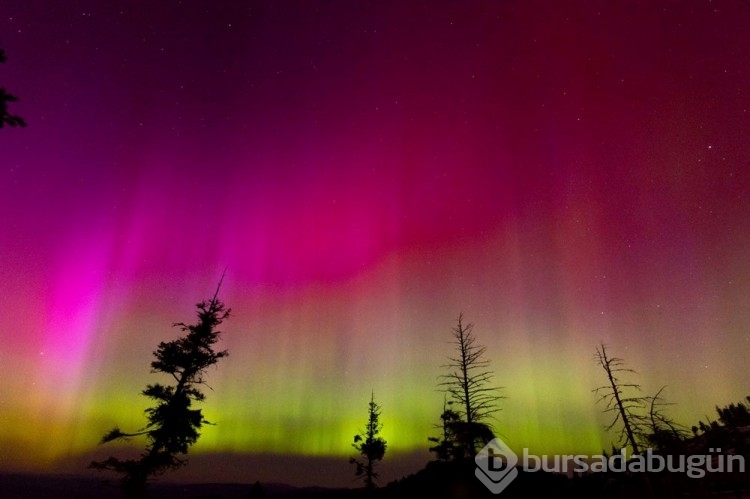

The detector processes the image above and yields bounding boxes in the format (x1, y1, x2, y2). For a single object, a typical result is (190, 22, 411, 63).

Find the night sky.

(1, 0, 749, 488)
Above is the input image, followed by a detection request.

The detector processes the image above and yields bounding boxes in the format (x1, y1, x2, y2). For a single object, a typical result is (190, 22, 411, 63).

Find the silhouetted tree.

(593, 343, 650, 455)
(716, 396, 750, 428)
(693, 395, 750, 457)
(350, 392, 387, 489)
(90, 282, 230, 497)
(247, 480, 265, 499)
(428, 398, 462, 462)
(438, 313, 502, 459)
(0, 50, 26, 128)
(643, 385, 688, 452)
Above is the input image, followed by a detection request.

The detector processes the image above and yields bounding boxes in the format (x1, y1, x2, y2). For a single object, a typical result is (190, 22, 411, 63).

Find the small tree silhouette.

(0, 50, 26, 128)
(90, 281, 230, 496)
(428, 398, 462, 462)
(437, 313, 502, 459)
(350, 392, 387, 489)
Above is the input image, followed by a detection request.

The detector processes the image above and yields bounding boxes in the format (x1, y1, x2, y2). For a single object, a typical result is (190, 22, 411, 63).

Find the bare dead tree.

(645, 385, 688, 451)
(438, 313, 503, 458)
(593, 343, 650, 455)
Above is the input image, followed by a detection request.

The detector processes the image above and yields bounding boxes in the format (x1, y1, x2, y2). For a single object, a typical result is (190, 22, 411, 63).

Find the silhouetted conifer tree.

(716, 396, 750, 428)
(694, 395, 750, 457)
(428, 398, 462, 462)
(90, 282, 229, 497)
(350, 392, 387, 489)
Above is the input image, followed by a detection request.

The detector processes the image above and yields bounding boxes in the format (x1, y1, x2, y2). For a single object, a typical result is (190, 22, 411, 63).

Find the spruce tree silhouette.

(90, 281, 230, 497)
(0, 50, 26, 128)
(437, 313, 502, 459)
(350, 392, 387, 489)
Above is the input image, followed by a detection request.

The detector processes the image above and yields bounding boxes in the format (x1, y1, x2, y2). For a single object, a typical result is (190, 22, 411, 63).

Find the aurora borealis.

(1, 0, 749, 487)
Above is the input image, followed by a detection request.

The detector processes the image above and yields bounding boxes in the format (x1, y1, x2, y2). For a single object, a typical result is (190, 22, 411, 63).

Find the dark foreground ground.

(2, 462, 749, 499)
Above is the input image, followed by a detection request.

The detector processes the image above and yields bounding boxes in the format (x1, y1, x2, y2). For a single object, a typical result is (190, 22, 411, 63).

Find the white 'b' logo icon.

(475, 438, 519, 494)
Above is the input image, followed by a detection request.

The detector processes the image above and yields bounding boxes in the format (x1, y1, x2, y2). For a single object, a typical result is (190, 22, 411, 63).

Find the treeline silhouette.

(85, 286, 748, 498)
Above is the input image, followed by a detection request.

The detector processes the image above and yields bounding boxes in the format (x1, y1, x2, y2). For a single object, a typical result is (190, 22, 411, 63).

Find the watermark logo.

(475, 438, 519, 494)
(520, 447, 745, 478)
(476, 442, 746, 494)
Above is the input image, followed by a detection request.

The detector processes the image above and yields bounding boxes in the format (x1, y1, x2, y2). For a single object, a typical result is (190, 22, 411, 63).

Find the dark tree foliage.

(436, 314, 502, 459)
(716, 396, 750, 428)
(90, 284, 230, 496)
(0, 50, 26, 128)
(428, 398, 462, 462)
(350, 392, 387, 489)
(693, 395, 750, 457)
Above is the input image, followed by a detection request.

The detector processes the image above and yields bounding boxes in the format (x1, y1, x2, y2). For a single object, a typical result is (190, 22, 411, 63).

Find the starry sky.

(1, 0, 749, 488)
